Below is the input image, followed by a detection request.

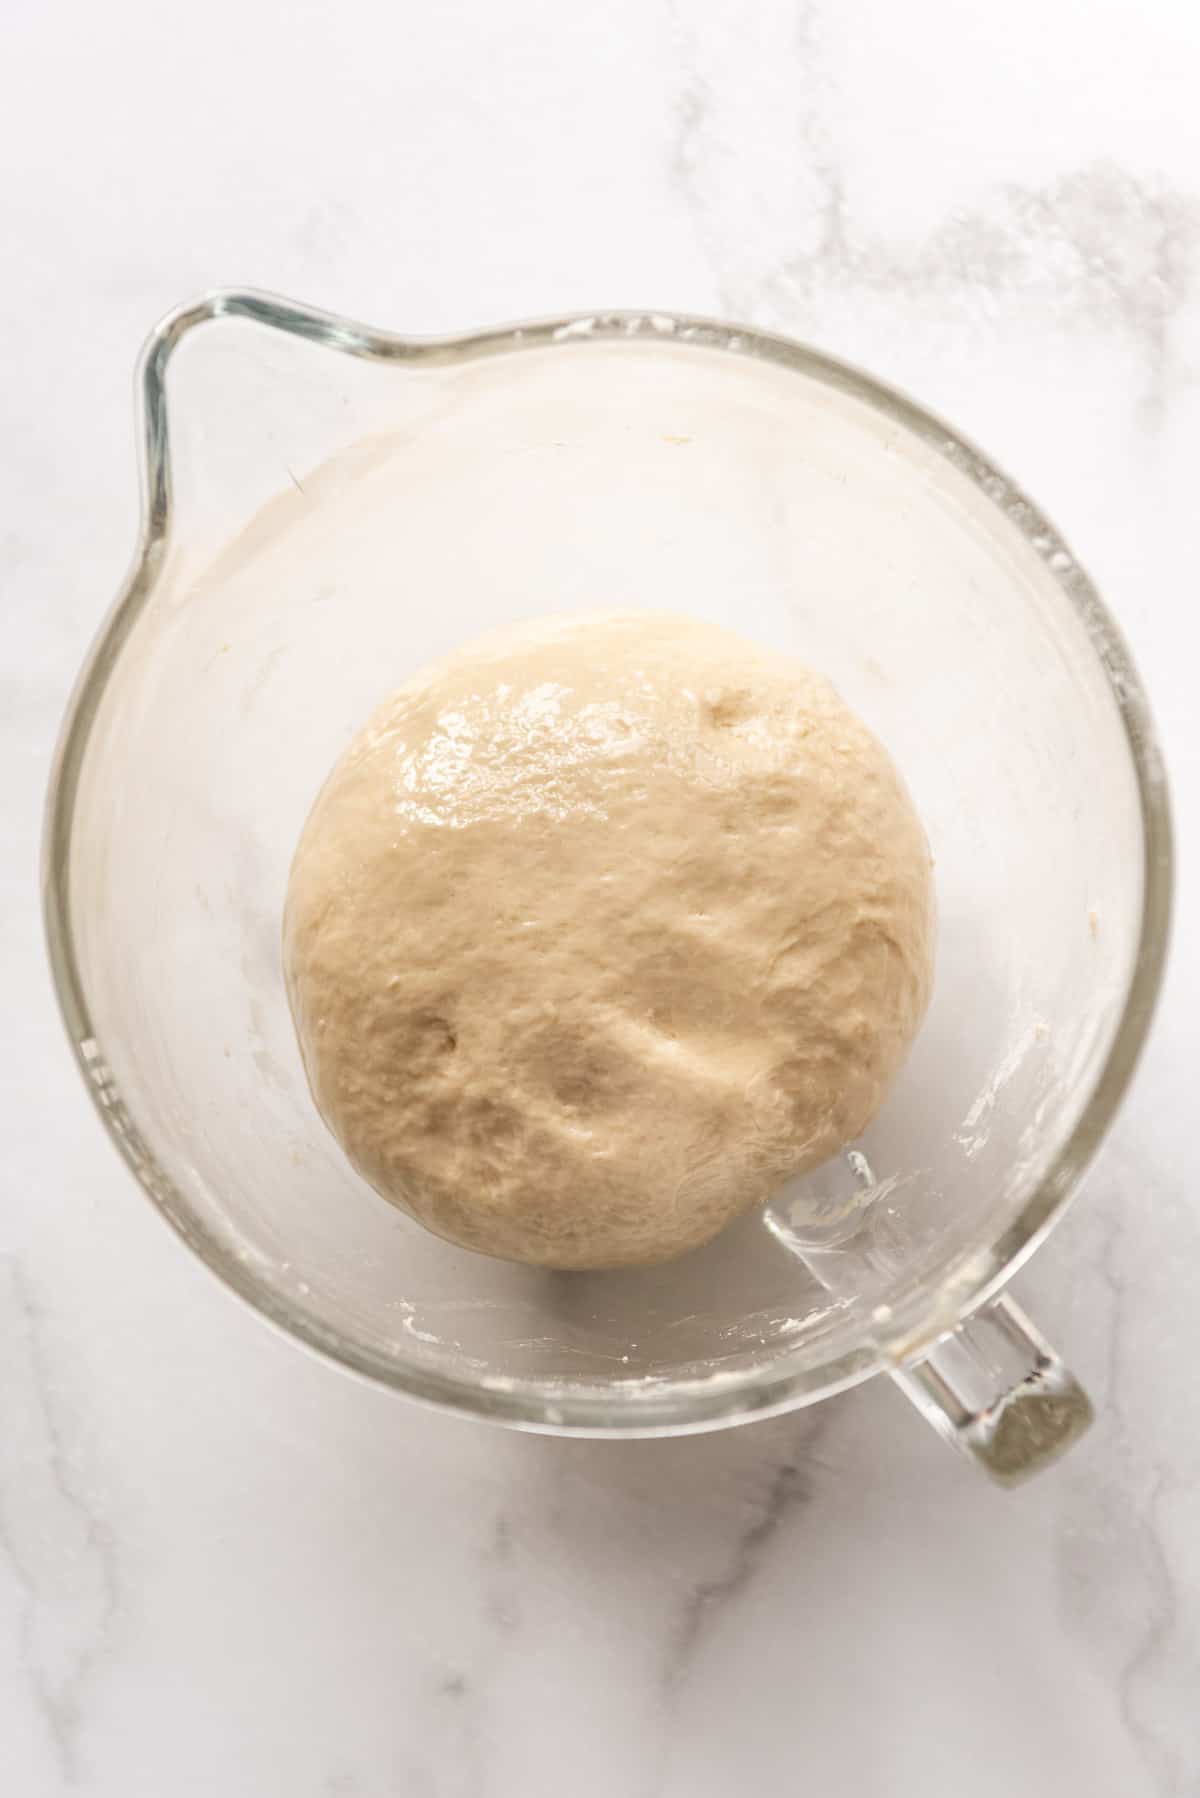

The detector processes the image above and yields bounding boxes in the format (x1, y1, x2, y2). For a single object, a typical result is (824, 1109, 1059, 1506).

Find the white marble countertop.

(4, 2, 1199, 1792)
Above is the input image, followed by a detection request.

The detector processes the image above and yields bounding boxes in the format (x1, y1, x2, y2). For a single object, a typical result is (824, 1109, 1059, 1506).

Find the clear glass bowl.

(44, 292, 1172, 1480)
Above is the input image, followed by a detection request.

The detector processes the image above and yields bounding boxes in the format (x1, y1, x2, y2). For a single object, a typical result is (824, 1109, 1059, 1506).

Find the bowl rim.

(42, 288, 1174, 1435)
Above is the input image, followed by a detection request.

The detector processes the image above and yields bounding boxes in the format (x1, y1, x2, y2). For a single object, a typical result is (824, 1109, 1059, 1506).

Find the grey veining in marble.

(0, 1263, 119, 1781)
(668, 8, 1200, 422)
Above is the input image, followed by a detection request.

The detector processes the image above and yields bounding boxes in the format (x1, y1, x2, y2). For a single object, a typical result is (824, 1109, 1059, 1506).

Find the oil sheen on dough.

(283, 612, 935, 1269)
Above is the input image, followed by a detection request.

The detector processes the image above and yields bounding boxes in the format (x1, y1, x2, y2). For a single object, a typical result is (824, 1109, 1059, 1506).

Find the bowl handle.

(889, 1292, 1093, 1484)
(768, 1153, 1093, 1485)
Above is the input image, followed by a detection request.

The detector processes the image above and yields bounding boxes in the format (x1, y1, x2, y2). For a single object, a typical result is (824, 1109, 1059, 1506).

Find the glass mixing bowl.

(44, 292, 1172, 1481)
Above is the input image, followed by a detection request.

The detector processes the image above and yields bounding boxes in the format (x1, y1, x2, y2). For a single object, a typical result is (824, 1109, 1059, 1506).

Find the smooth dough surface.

(284, 613, 934, 1268)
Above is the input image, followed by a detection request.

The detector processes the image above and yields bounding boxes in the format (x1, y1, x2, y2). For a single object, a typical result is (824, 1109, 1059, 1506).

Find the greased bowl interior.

(44, 299, 1171, 1432)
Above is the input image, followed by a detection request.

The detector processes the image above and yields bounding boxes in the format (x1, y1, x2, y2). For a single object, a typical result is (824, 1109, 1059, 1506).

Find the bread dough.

(283, 613, 934, 1268)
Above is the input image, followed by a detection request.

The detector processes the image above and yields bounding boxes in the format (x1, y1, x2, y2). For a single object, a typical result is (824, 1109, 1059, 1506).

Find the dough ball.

(284, 613, 934, 1269)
